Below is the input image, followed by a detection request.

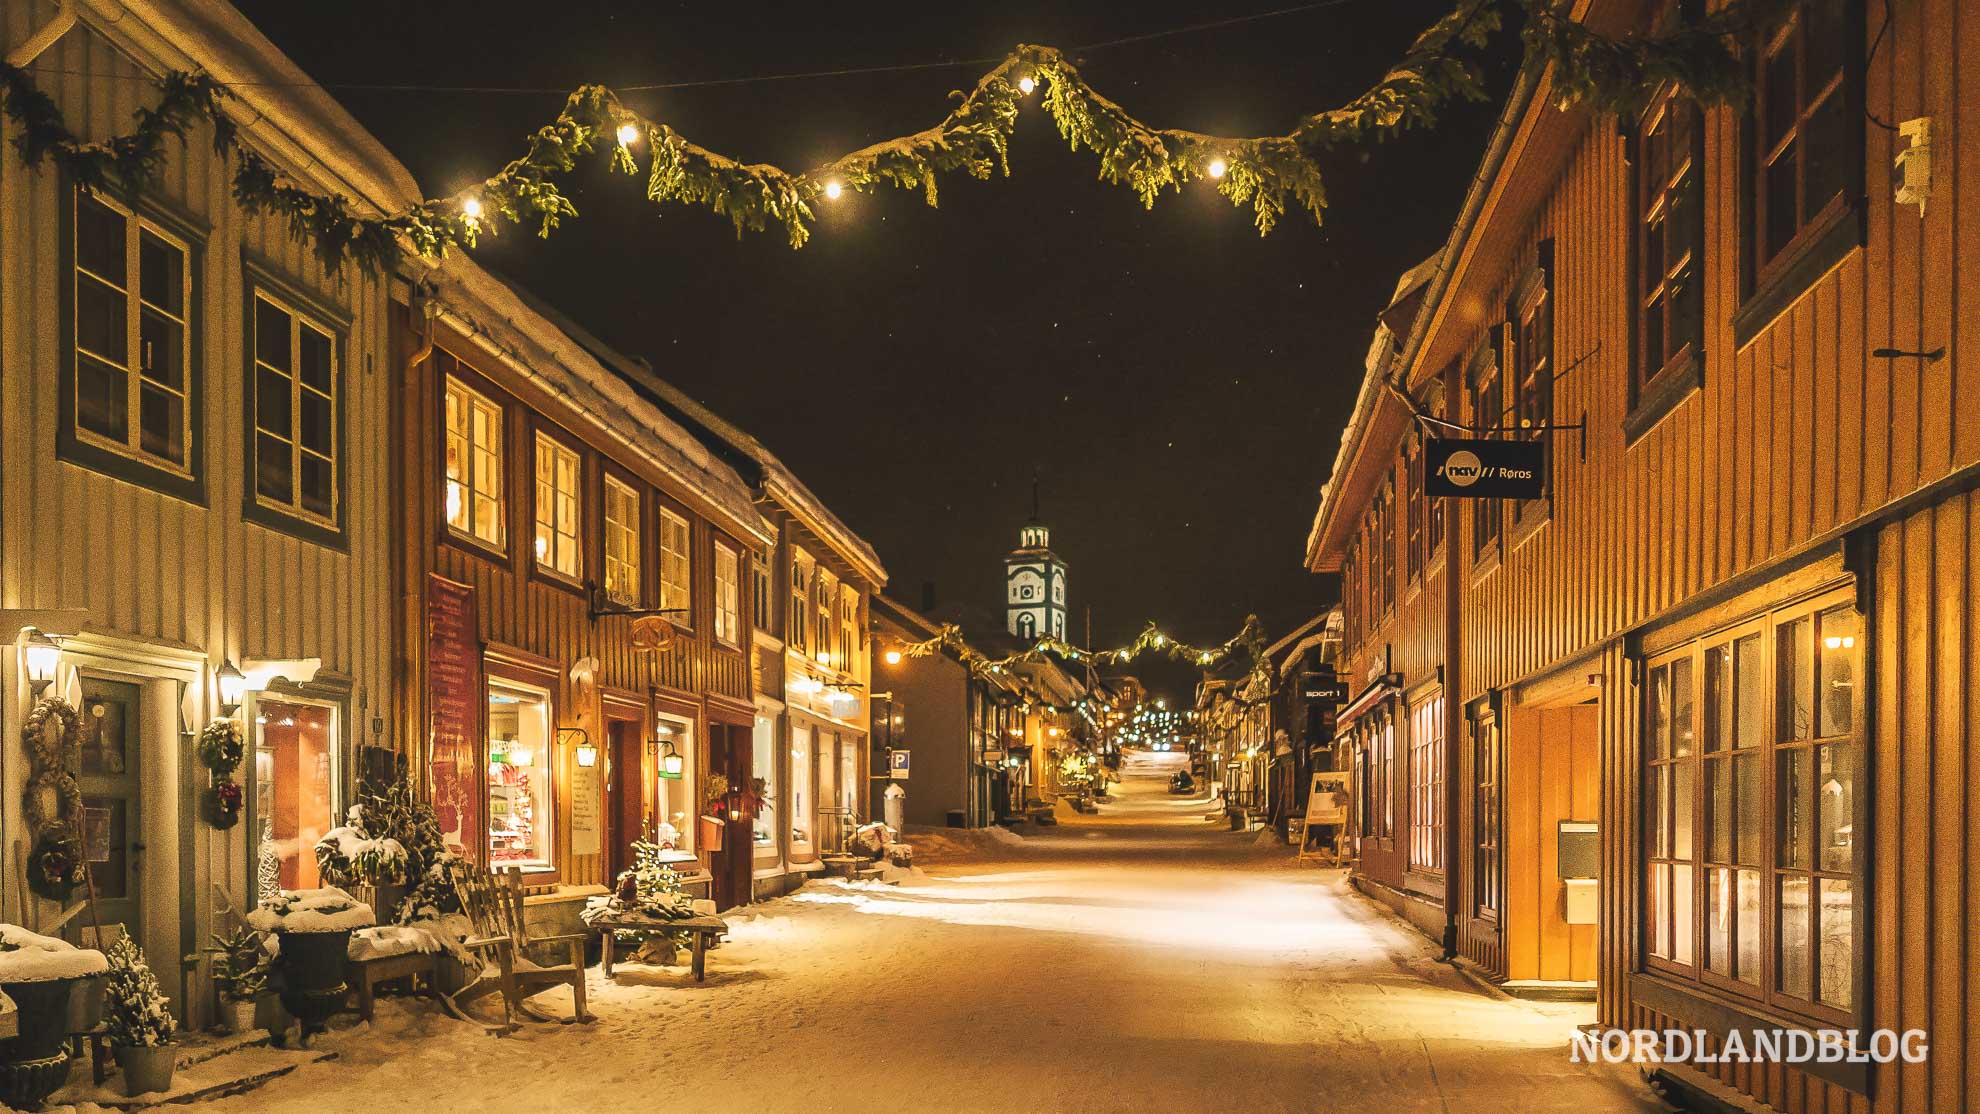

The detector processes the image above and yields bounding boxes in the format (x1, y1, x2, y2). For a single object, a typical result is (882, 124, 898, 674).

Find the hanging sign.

(426, 575, 484, 862)
(1423, 437, 1545, 499)
(1300, 674, 1349, 703)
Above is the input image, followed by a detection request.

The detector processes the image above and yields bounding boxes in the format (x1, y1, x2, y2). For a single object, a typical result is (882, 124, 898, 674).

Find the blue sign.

(889, 750, 910, 780)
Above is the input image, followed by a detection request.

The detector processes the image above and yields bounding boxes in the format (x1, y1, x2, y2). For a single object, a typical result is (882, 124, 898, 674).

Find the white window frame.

(714, 541, 741, 647)
(532, 432, 582, 580)
(444, 376, 505, 551)
(603, 474, 642, 606)
(658, 506, 692, 625)
(72, 188, 193, 474)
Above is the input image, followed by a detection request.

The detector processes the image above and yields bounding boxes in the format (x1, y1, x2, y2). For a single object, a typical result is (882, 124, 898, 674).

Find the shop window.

(1642, 587, 1861, 1021)
(658, 506, 691, 622)
(68, 188, 196, 488)
(488, 683, 554, 874)
(603, 475, 642, 606)
(444, 375, 505, 551)
(250, 291, 339, 528)
(789, 724, 814, 857)
(1633, 82, 1704, 412)
(1408, 694, 1444, 874)
(1473, 711, 1500, 917)
(751, 716, 778, 855)
(714, 541, 742, 646)
(252, 701, 336, 894)
(533, 433, 581, 580)
(654, 717, 693, 849)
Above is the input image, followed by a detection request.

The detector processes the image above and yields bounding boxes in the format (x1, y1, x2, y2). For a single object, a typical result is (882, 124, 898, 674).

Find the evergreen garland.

(0, 0, 1791, 273)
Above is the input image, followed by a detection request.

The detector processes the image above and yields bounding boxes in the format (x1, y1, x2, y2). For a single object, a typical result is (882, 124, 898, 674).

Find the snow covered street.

(196, 752, 1660, 1113)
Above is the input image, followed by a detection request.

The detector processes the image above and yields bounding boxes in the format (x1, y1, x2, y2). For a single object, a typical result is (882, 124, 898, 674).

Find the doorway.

(706, 722, 754, 910)
(76, 677, 143, 935)
(605, 716, 645, 884)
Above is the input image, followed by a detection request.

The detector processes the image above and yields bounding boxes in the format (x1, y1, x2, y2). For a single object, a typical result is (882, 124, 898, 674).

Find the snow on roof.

(1264, 609, 1340, 663)
(420, 255, 773, 547)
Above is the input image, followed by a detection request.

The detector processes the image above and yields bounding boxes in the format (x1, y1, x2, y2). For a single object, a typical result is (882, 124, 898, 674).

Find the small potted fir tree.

(207, 926, 267, 1035)
(103, 934, 176, 1097)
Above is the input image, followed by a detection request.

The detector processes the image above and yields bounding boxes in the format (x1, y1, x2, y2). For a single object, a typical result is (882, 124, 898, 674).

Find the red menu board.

(427, 575, 483, 862)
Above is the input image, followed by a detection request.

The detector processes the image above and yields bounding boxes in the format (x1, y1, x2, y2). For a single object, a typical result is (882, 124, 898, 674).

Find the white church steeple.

(1005, 482, 1068, 641)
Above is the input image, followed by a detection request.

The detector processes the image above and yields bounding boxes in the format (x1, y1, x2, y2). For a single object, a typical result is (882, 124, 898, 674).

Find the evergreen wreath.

(21, 698, 86, 900)
(196, 719, 246, 831)
(0, 0, 1790, 272)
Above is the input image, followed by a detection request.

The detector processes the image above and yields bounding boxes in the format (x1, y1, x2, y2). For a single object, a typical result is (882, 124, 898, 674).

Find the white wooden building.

(1, 0, 418, 1024)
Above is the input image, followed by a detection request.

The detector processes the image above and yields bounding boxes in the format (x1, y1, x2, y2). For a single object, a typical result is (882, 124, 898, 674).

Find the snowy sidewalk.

(176, 756, 1660, 1114)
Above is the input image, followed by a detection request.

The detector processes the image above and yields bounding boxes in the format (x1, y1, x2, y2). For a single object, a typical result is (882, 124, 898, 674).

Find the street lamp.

(883, 648, 902, 666)
(216, 660, 246, 715)
(21, 628, 59, 698)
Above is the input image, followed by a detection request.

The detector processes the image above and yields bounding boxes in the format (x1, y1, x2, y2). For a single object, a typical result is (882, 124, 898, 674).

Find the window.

(1471, 344, 1502, 561)
(603, 475, 641, 605)
(839, 585, 859, 673)
(714, 541, 741, 646)
(444, 376, 505, 550)
(751, 715, 778, 855)
(1473, 709, 1501, 917)
(72, 189, 193, 473)
(252, 700, 335, 896)
(789, 724, 815, 857)
(815, 568, 838, 667)
(658, 506, 691, 622)
(1642, 587, 1861, 1021)
(1749, 0, 1853, 284)
(1380, 710, 1395, 840)
(653, 717, 693, 850)
(1426, 368, 1449, 558)
(753, 550, 773, 635)
(1510, 250, 1553, 521)
(1379, 481, 1396, 612)
(251, 292, 338, 525)
(1408, 693, 1445, 874)
(1404, 435, 1423, 584)
(533, 434, 581, 579)
(1636, 84, 1704, 399)
(789, 549, 812, 651)
(487, 682, 553, 874)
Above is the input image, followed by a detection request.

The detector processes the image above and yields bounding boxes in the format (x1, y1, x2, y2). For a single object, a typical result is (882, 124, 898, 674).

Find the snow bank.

(248, 888, 376, 934)
(0, 923, 108, 982)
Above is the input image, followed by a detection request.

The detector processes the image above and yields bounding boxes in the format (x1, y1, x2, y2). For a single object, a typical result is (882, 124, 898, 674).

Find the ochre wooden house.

(1310, 0, 1978, 1109)
(389, 257, 775, 920)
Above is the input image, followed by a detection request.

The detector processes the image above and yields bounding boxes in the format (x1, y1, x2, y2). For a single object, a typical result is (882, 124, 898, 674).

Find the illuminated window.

(444, 376, 504, 550)
(1407, 694, 1444, 873)
(658, 506, 691, 622)
(533, 434, 581, 579)
(252, 700, 335, 895)
(714, 541, 741, 646)
(603, 475, 642, 605)
(487, 683, 553, 874)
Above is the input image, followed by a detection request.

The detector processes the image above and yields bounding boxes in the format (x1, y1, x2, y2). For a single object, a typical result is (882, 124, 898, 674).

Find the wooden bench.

(348, 949, 438, 1023)
(586, 906, 728, 982)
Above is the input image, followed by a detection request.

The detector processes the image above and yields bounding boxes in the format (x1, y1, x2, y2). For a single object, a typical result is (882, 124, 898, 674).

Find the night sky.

(235, 0, 1515, 698)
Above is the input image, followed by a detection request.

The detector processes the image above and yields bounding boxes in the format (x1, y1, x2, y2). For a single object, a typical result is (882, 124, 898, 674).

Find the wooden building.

(1, 0, 419, 1025)
(868, 593, 1012, 829)
(390, 256, 775, 916)
(1309, 1, 1979, 1108)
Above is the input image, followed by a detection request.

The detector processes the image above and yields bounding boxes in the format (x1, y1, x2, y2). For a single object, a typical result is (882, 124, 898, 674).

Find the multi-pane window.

(839, 585, 859, 672)
(789, 549, 812, 651)
(658, 507, 691, 621)
(1407, 694, 1445, 874)
(444, 376, 505, 550)
(713, 541, 741, 646)
(1425, 371, 1448, 557)
(1511, 258, 1553, 516)
(1473, 711, 1501, 917)
(1378, 485, 1396, 615)
(752, 550, 773, 635)
(1751, 0, 1852, 279)
(1471, 345, 1502, 560)
(533, 434, 581, 579)
(602, 475, 641, 605)
(251, 293, 337, 523)
(1379, 710, 1395, 840)
(1637, 85, 1704, 395)
(73, 189, 192, 470)
(815, 568, 838, 667)
(1643, 588, 1861, 1020)
(1404, 435, 1423, 584)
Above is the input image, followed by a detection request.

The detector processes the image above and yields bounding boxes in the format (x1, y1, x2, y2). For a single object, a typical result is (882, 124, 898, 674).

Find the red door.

(707, 723, 754, 910)
(605, 718, 645, 886)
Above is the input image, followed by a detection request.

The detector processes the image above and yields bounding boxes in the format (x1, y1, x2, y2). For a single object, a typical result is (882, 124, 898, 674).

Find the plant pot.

(216, 997, 257, 1035)
(270, 930, 351, 1047)
(113, 1043, 175, 1097)
(65, 972, 105, 1034)
(0, 977, 81, 1110)
(698, 815, 725, 852)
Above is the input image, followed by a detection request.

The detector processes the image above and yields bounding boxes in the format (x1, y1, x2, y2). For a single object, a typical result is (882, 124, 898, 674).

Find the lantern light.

(659, 740, 684, 780)
(216, 660, 247, 714)
(21, 628, 59, 697)
(576, 739, 599, 767)
(1207, 157, 1228, 179)
(823, 180, 844, 200)
(616, 122, 641, 147)
(884, 649, 903, 665)
(1018, 75, 1036, 94)
(461, 196, 483, 221)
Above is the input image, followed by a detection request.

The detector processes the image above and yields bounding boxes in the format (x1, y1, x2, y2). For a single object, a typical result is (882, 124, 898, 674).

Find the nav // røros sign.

(1423, 437, 1546, 500)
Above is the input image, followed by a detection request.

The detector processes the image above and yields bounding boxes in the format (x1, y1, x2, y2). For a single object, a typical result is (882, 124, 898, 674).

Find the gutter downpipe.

(1401, 61, 1544, 962)
(5, 0, 76, 67)
(395, 281, 437, 796)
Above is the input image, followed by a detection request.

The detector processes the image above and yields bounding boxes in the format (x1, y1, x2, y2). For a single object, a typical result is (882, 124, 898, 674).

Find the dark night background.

(235, 0, 1515, 699)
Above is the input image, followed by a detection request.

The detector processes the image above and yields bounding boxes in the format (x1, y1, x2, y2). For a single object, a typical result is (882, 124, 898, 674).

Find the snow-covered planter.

(0, 923, 109, 1106)
(102, 934, 176, 1097)
(247, 888, 377, 935)
(250, 889, 372, 1046)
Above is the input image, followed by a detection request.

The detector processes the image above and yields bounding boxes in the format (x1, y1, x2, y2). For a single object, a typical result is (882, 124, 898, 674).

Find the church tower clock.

(1005, 504, 1068, 643)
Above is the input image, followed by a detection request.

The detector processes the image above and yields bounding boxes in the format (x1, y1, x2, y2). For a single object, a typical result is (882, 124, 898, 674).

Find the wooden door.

(707, 723, 754, 910)
(75, 677, 143, 935)
(605, 718, 645, 885)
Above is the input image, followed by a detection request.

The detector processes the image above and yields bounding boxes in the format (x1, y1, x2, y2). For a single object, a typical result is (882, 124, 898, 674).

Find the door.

(706, 723, 754, 910)
(76, 677, 143, 935)
(605, 718, 645, 884)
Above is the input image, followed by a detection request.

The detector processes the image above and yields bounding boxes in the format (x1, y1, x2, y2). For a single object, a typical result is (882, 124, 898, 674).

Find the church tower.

(1005, 484, 1068, 642)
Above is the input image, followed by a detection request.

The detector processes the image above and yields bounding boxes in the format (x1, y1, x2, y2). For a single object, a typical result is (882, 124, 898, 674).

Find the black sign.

(1423, 437, 1546, 500)
(1300, 677, 1349, 703)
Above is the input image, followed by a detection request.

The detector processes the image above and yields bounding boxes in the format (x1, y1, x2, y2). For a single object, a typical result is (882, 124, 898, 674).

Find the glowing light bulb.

(884, 649, 902, 665)
(461, 196, 483, 220)
(823, 180, 843, 200)
(1207, 158, 1227, 179)
(1018, 75, 1036, 94)
(616, 122, 641, 146)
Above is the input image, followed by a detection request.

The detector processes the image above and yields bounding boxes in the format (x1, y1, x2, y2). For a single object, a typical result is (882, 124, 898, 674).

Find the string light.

(461, 196, 483, 221)
(1018, 75, 1036, 94)
(823, 180, 844, 200)
(1207, 158, 1227, 179)
(616, 122, 641, 146)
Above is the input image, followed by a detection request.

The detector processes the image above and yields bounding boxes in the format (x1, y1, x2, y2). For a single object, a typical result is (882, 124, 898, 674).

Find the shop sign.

(571, 759, 602, 857)
(1302, 770, 1352, 827)
(1423, 437, 1545, 499)
(889, 750, 911, 780)
(427, 575, 483, 861)
(1300, 674, 1349, 703)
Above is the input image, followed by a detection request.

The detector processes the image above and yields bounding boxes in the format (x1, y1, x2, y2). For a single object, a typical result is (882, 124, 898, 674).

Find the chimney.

(920, 580, 937, 613)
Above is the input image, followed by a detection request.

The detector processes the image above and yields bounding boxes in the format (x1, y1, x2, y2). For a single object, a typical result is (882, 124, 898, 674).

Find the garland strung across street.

(1, 0, 1789, 274)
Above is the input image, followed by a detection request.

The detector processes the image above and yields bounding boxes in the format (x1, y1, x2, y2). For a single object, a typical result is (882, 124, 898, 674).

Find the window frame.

(789, 548, 812, 652)
(242, 265, 349, 547)
(601, 472, 643, 607)
(1508, 248, 1554, 533)
(1407, 691, 1445, 876)
(530, 430, 584, 586)
(61, 184, 205, 504)
(713, 539, 742, 648)
(657, 504, 693, 627)
(1639, 584, 1864, 1030)
(1628, 80, 1706, 439)
(1472, 702, 1501, 919)
(442, 372, 508, 556)
(1468, 340, 1503, 567)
